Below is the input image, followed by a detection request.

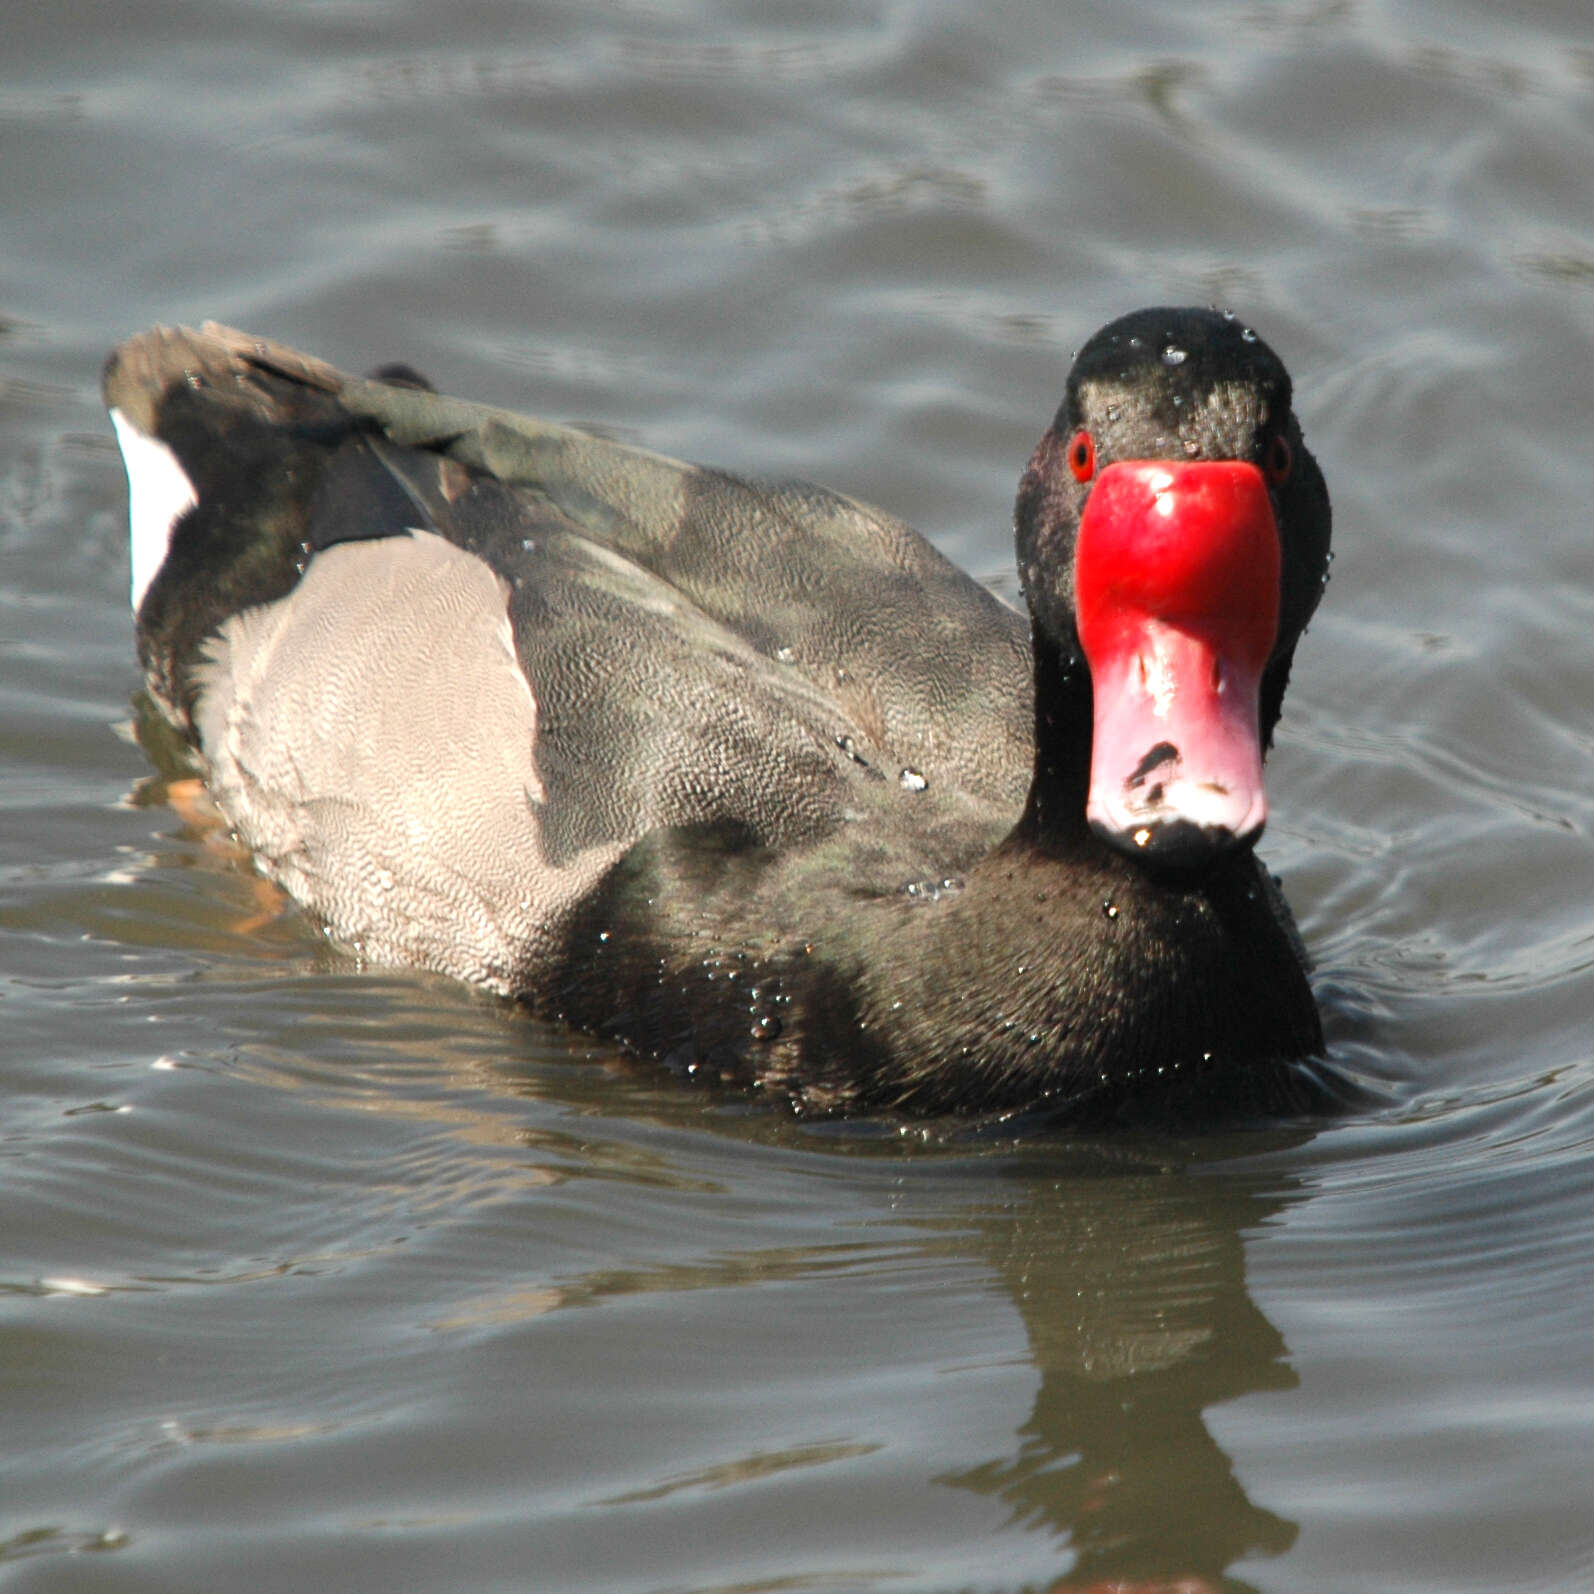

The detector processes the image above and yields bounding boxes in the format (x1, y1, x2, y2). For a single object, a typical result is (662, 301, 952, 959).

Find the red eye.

(1067, 429, 1096, 483)
(1265, 433, 1293, 486)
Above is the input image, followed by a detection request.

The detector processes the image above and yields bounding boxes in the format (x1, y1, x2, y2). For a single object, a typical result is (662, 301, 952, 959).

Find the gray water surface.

(5, 2, 1594, 1591)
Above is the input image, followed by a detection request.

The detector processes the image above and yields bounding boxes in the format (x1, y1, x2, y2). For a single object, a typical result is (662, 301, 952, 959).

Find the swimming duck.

(104, 308, 1332, 1118)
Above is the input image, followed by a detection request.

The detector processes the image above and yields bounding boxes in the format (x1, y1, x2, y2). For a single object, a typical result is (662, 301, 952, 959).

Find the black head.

(1014, 307, 1332, 870)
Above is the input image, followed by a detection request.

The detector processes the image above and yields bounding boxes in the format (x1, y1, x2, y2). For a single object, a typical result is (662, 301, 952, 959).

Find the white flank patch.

(110, 406, 198, 613)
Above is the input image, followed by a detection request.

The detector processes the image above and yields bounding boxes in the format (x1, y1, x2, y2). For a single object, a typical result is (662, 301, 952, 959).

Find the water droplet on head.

(898, 767, 928, 793)
(1103, 899, 1119, 920)
(1240, 326, 1257, 343)
(1162, 344, 1187, 366)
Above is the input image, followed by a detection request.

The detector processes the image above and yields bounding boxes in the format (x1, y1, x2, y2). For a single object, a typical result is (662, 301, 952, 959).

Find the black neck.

(1015, 625, 1095, 847)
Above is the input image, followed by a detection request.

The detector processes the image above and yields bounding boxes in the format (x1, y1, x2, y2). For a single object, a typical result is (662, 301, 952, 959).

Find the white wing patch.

(109, 407, 198, 613)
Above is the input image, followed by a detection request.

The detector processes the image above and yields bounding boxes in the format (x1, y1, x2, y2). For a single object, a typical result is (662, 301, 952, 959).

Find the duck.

(103, 307, 1333, 1120)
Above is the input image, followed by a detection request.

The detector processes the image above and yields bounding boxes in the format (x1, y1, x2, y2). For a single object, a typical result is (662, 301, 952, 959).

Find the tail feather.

(103, 326, 384, 722)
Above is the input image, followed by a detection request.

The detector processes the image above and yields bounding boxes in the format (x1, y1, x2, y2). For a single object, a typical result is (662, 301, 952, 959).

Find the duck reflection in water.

(936, 1138, 1302, 1591)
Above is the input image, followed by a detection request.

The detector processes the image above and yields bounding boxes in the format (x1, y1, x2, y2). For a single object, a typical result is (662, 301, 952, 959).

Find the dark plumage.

(105, 308, 1333, 1120)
